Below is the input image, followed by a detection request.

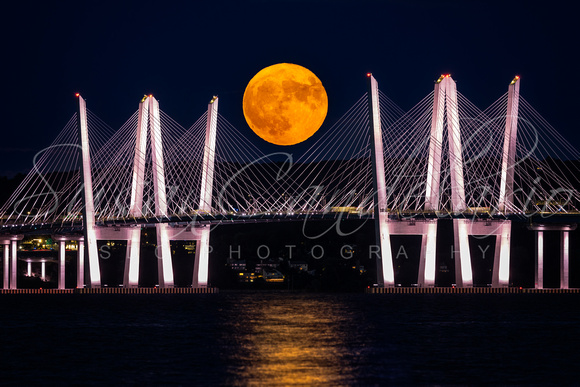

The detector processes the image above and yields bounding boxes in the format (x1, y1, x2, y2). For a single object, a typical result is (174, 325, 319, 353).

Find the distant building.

(238, 272, 259, 283)
(289, 261, 308, 271)
(255, 258, 279, 271)
(227, 259, 247, 272)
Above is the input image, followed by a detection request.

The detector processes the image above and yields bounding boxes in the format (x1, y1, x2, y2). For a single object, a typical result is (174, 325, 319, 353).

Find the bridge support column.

(492, 221, 511, 287)
(561, 231, 569, 289)
(529, 224, 576, 289)
(58, 239, 66, 289)
(123, 228, 141, 288)
(156, 223, 174, 288)
(534, 231, 543, 289)
(77, 238, 84, 288)
(417, 221, 437, 287)
(193, 227, 210, 287)
(3, 243, 8, 289)
(10, 240, 18, 289)
(41, 261, 46, 281)
(453, 219, 473, 288)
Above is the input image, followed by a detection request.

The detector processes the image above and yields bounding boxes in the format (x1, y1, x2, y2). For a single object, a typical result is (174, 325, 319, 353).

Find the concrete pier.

(529, 224, 576, 290)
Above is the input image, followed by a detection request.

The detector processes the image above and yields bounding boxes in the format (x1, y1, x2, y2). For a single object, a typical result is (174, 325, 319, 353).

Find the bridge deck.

(3, 212, 580, 235)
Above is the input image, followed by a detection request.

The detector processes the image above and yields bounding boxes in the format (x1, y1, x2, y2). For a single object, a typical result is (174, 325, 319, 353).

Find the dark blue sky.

(1, 0, 577, 176)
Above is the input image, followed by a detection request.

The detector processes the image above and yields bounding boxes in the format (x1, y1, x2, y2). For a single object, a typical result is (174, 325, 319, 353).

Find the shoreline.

(1, 287, 579, 294)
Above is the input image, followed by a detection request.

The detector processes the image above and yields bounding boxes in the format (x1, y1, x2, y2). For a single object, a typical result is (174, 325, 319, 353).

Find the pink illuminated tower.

(78, 95, 101, 288)
(367, 74, 395, 287)
(192, 96, 219, 287)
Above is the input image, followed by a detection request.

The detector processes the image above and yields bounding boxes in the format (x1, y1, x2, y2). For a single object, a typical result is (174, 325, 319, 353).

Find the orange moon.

(243, 63, 328, 146)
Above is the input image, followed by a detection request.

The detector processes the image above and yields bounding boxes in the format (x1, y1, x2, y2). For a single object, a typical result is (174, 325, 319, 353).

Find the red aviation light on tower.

(367, 73, 372, 77)
(510, 75, 520, 85)
(436, 74, 451, 84)
(75, 93, 80, 97)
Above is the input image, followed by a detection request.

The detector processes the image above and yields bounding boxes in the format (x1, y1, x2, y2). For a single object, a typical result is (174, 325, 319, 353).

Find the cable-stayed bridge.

(1, 75, 579, 290)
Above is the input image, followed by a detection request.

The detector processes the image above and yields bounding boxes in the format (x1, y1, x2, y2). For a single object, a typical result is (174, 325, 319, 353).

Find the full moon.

(243, 63, 328, 146)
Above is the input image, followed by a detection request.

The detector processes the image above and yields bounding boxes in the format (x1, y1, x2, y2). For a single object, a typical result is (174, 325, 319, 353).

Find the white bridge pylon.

(124, 95, 174, 288)
(428, 75, 518, 287)
(370, 74, 519, 288)
(78, 95, 101, 288)
(368, 74, 440, 288)
(368, 74, 395, 287)
(78, 95, 218, 288)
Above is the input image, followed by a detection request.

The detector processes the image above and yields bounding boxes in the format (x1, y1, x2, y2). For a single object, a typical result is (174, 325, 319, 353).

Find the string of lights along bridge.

(1, 74, 579, 291)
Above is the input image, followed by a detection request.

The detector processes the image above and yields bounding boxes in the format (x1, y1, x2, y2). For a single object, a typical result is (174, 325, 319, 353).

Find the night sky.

(1, 0, 577, 177)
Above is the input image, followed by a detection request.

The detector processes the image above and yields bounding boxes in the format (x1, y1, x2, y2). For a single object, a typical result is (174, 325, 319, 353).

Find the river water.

(1, 292, 579, 385)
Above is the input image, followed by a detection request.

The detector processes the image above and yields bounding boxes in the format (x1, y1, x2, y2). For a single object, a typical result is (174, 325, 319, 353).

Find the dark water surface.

(1, 292, 579, 385)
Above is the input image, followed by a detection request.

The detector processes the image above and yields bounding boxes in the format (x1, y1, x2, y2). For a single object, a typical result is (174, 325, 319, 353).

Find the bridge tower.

(123, 96, 174, 288)
(192, 96, 219, 287)
(424, 75, 473, 287)
(367, 74, 395, 287)
(116, 95, 217, 289)
(122, 97, 149, 287)
(498, 76, 520, 213)
(425, 75, 467, 213)
(77, 95, 101, 288)
(423, 76, 520, 288)
(490, 76, 521, 287)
